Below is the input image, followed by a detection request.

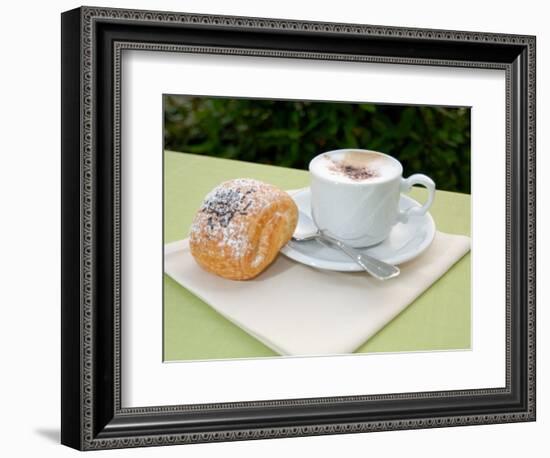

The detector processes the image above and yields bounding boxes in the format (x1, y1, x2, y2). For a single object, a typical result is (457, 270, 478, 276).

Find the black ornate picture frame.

(61, 6, 536, 450)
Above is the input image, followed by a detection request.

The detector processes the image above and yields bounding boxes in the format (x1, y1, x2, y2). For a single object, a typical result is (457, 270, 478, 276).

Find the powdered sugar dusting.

(250, 253, 265, 268)
(190, 178, 278, 259)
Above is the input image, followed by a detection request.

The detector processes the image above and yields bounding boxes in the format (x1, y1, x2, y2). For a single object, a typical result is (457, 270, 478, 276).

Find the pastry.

(189, 178, 298, 280)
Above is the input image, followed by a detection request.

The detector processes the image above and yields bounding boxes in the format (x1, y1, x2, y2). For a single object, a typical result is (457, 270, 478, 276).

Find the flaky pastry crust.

(189, 179, 298, 280)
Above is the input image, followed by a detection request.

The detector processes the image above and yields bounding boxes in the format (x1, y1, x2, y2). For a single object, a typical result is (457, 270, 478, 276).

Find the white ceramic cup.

(309, 149, 436, 248)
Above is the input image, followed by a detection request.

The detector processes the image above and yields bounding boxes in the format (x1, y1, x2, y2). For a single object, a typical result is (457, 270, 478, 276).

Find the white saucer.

(280, 188, 436, 271)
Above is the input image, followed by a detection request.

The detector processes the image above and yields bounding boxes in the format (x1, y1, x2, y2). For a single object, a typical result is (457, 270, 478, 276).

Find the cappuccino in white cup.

(309, 149, 435, 247)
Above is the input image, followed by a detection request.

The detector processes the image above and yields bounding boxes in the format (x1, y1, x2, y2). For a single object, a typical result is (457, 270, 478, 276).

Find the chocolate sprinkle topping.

(327, 157, 379, 181)
(201, 185, 257, 229)
(190, 178, 288, 261)
(340, 164, 378, 180)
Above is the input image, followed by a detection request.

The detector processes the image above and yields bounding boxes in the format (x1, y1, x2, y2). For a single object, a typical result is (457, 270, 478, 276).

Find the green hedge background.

(164, 95, 471, 193)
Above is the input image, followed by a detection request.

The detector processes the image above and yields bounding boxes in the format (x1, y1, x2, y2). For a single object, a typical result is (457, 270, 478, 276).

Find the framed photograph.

(61, 6, 536, 450)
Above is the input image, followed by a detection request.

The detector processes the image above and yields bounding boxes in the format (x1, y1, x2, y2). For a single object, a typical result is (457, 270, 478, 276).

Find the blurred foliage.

(164, 96, 470, 193)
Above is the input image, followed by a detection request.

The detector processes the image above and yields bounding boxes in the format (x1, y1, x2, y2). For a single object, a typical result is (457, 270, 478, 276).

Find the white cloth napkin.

(164, 231, 470, 356)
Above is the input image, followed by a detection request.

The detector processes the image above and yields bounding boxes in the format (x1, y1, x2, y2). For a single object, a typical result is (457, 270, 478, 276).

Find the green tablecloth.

(164, 151, 471, 361)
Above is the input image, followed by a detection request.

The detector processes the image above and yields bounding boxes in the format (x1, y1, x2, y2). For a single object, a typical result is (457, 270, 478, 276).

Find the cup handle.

(397, 174, 436, 223)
